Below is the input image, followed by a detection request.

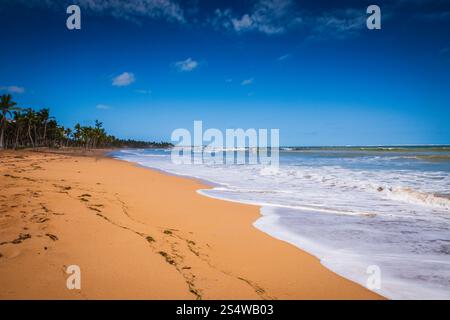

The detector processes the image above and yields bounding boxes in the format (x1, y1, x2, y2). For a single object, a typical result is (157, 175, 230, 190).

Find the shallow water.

(112, 146, 450, 299)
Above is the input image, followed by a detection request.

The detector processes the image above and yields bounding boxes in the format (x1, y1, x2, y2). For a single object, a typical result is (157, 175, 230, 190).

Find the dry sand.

(0, 150, 384, 299)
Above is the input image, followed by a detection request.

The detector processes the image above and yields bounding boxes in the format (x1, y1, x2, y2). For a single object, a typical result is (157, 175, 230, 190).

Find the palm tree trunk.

(0, 119, 5, 149)
(14, 126, 21, 150)
(28, 124, 34, 148)
(33, 125, 38, 147)
(43, 122, 48, 146)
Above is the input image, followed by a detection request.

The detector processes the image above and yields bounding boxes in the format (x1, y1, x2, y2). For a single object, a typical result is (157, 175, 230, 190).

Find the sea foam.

(112, 148, 450, 299)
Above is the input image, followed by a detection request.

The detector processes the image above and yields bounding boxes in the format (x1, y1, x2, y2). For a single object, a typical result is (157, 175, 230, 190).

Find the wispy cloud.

(174, 58, 199, 72)
(308, 8, 367, 41)
(209, 1, 386, 40)
(241, 78, 254, 86)
(232, 14, 253, 32)
(112, 72, 135, 87)
(0, 85, 25, 94)
(135, 89, 152, 95)
(277, 53, 291, 61)
(20, 0, 185, 23)
(212, 0, 302, 35)
(20, 0, 449, 43)
(96, 104, 111, 110)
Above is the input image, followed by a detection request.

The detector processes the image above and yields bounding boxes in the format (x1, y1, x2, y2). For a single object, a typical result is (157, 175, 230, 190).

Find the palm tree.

(74, 123, 82, 146)
(12, 111, 26, 149)
(37, 108, 54, 146)
(0, 94, 20, 149)
(64, 127, 72, 147)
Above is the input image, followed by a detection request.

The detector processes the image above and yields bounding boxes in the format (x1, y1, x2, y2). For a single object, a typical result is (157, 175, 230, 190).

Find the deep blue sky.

(1, 0, 449, 146)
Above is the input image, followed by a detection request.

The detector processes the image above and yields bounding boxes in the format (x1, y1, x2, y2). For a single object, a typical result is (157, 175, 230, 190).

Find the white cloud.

(213, 0, 301, 35)
(209, 9, 233, 30)
(232, 14, 253, 32)
(96, 104, 111, 110)
(174, 58, 199, 72)
(241, 78, 254, 86)
(135, 89, 152, 94)
(112, 72, 135, 87)
(277, 53, 291, 61)
(0, 85, 25, 94)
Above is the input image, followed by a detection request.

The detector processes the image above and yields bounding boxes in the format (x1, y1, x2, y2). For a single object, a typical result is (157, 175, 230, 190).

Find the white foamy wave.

(112, 148, 450, 299)
(383, 188, 450, 210)
(199, 188, 376, 216)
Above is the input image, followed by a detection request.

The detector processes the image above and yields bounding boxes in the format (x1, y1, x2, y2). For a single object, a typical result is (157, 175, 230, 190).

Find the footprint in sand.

(1, 247, 22, 259)
(36, 217, 50, 223)
(45, 233, 58, 241)
(11, 233, 31, 244)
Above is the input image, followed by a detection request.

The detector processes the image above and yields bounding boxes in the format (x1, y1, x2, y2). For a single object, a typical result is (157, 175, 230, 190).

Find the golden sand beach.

(0, 150, 384, 300)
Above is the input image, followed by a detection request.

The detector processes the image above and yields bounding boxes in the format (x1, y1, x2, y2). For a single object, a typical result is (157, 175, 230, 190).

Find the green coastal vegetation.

(0, 94, 172, 150)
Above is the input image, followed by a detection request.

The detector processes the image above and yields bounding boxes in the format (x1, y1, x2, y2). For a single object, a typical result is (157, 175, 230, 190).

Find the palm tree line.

(0, 94, 172, 150)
